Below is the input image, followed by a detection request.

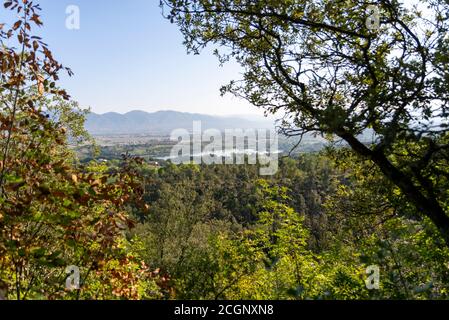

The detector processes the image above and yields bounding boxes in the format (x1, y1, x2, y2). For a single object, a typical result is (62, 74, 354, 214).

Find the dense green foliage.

(129, 155, 449, 299)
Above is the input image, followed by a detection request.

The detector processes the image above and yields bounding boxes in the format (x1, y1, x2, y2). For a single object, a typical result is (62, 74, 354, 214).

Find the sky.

(4, 0, 263, 116)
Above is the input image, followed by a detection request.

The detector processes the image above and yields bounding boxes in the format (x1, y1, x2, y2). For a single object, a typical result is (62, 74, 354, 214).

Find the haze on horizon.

(19, 0, 265, 117)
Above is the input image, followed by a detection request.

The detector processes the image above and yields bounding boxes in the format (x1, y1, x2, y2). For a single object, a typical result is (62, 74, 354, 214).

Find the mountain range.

(85, 110, 274, 135)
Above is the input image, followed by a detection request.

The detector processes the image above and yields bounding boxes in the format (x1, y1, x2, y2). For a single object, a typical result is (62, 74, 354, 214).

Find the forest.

(1, 0, 449, 300)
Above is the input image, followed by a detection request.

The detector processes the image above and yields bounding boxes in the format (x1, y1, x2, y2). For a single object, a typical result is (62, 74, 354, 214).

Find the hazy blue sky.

(11, 0, 263, 116)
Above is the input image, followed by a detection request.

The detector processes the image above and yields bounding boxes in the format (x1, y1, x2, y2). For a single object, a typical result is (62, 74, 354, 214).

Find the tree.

(161, 0, 449, 245)
(0, 0, 151, 299)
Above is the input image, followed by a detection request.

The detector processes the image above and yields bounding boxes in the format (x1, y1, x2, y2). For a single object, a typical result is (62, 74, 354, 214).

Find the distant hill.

(85, 110, 274, 135)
